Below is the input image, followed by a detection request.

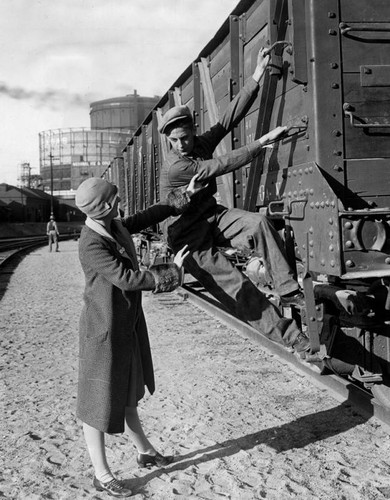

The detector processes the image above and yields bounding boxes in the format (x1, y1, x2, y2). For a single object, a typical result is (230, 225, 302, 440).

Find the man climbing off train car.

(159, 48, 310, 354)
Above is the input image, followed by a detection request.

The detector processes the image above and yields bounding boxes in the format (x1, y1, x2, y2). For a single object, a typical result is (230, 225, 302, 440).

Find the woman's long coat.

(77, 204, 180, 434)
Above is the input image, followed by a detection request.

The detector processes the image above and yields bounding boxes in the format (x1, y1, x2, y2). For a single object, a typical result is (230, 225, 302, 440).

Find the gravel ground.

(1, 240, 390, 500)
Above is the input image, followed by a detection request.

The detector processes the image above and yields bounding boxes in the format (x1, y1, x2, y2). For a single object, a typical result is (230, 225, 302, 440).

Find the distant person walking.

(46, 215, 59, 252)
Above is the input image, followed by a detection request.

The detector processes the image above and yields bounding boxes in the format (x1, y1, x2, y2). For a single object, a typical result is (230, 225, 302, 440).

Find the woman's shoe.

(136, 451, 174, 468)
(93, 477, 132, 497)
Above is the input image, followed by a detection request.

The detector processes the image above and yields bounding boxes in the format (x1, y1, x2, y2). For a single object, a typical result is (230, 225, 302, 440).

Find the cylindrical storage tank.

(39, 128, 130, 193)
(89, 91, 159, 135)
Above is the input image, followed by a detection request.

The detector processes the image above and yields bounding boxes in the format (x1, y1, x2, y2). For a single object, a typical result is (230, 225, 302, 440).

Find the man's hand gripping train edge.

(259, 125, 288, 148)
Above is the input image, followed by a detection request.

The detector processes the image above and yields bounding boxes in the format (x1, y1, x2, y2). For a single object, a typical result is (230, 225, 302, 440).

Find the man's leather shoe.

(137, 451, 174, 468)
(93, 477, 132, 497)
(280, 290, 305, 308)
(292, 331, 311, 353)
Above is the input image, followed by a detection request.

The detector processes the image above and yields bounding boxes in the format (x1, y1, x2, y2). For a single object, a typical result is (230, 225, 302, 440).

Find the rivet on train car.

(331, 83, 339, 89)
(329, 218, 334, 224)
(333, 150, 342, 156)
(363, 67, 372, 75)
(332, 129, 341, 137)
(321, 201, 325, 208)
(344, 221, 353, 229)
(310, 316, 316, 322)
(235, 194, 241, 198)
(293, 191, 298, 197)
(330, 260, 335, 267)
(345, 260, 354, 267)
(329, 231, 334, 239)
(333, 165, 342, 171)
(288, 191, 292, 197)
(304, 168, 309, 174)
(302, 257, 306, 263)
(345, 241, 354, 248)
(293, 169, 297, 176)
(330, 62, 338, 69)
(234, 179, 240, 185)
(309, 240, 314, 247)
(306, 145, 310, 151)
(321, 259, 325, 266)
(385, 258, 390, 265)
(328, 29, 337, 36)
(331, 200, 336, 207)
(326, 200, 330, 206)
(329, 245, 334, 252)
(288, 171, 292, 177)
(310, 189, 314, 195)
(233, 137, 238, 142)
(328, 12, 336, 18)
(310, 202, 315, 208)
(299, 169, 303, 175)
(315, 202, 320, 208)
(309, 226, 314, 233)
(309, 166, 313, 173)
(310, 251, 314, 258)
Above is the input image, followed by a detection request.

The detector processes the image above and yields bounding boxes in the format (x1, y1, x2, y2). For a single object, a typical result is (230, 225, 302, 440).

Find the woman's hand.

(186, 173, 207, 198)
(173, 244, 190, 268)
(259, 125, 288, 147)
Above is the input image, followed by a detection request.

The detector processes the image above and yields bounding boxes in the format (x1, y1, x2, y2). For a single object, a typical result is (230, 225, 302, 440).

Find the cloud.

(0, 82, 92, 110)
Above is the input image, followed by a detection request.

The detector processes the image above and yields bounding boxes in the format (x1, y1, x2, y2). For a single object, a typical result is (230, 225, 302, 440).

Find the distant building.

(0, 182, 84, 223)
(39, 90, 159, 199)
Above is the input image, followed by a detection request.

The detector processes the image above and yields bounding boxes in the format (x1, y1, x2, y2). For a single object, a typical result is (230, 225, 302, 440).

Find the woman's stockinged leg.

(124, 406, 155, 455)
(82, 422, 113, 483)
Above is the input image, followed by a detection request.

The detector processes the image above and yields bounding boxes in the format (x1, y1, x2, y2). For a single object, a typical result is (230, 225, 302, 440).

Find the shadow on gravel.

(126, 399, 369, 495)
(0, 253, 27, 301)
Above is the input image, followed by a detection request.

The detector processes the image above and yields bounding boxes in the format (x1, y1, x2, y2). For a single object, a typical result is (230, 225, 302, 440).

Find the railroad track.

(180, 278, 390, 432)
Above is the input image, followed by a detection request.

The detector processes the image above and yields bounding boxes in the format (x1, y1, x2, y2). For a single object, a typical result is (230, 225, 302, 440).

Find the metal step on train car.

(103, 0, 390, 408)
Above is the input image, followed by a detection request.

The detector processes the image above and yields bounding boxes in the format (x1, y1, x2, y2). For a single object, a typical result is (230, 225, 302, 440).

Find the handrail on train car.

(339, 22, 390, 36)
(343, 103, 390, 129)
(263, 40, 292, 56)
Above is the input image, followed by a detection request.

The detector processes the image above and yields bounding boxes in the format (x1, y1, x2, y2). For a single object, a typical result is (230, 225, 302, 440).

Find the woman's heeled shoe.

(93, 477, 132, 497)
(136, 451, 174, 468)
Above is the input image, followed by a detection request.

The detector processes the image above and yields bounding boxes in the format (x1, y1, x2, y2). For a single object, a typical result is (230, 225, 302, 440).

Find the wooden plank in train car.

(244, 0, 269, 44)
(145, 121, 155, 206)
(180, 76, 194, 106)
(340, 0, 390, 22)
(343, 74, 390, 159)
(212, 62, 231, 105)
(345, 159, 390, 208)
(209, 38, 230, 80)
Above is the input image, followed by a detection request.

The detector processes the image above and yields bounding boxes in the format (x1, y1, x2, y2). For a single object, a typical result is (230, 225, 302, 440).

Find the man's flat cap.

(159, 105, 193, 134)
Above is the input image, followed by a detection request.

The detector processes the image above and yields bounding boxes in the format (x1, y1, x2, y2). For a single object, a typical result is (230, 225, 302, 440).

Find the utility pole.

(49, 153, 54, 216)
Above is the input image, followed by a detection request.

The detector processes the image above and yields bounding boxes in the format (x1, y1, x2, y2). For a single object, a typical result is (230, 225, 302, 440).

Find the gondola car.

(103, 0, 390, 411)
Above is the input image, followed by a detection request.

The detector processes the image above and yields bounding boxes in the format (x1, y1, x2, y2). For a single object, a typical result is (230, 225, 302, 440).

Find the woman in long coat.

(75, 176, 199, 497)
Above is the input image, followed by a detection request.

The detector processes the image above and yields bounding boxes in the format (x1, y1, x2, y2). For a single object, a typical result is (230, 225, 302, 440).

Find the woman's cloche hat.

(75, 177, 118, 219)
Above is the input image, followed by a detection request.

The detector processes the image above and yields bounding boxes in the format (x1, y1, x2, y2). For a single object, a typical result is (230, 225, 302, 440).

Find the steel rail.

(180, 281, 390, 432)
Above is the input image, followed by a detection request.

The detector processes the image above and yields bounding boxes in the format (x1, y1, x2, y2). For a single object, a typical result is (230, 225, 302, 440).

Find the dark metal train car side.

(105, 0, 390, 411)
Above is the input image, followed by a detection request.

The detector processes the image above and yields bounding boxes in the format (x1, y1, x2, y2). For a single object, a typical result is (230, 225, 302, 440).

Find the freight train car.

(103, 0, 390, 410)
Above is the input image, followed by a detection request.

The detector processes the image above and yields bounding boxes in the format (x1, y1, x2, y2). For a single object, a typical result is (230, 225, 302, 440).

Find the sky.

(0, 0, 239, 185)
